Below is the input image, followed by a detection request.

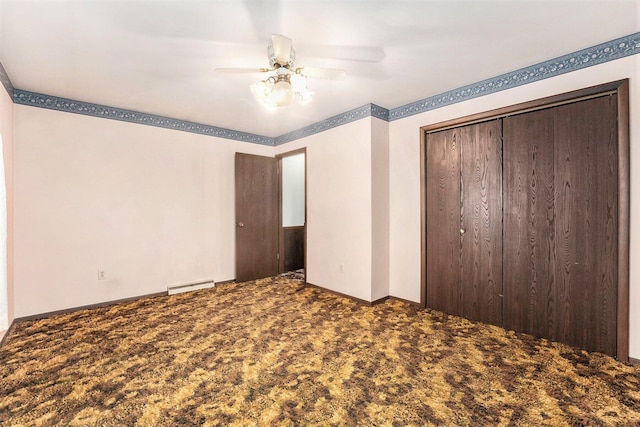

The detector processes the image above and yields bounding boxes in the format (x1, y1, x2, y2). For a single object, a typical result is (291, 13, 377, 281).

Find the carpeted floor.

(1, 276, 639, 426)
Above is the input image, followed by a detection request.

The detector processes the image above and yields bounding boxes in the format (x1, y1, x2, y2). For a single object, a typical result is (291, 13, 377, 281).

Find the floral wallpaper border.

(0, 62, 14, 98)
(12, 90, 274, 145)
(388, 32, 640, 121)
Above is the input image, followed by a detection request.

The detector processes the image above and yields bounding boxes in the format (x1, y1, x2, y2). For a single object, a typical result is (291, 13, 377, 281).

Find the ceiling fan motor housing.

(268, 43, 296, 68)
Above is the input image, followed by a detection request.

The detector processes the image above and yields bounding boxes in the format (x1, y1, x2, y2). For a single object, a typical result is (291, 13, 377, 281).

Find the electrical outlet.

(98, 270, 106, 280)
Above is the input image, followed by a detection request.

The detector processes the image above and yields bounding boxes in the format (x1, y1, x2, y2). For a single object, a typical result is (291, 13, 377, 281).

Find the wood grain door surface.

(425, 94, 618, 355)
(503, 95, 618, 355)
(426, 127, 462, 317)
(235, 153, 279, 282)
(426, 120, 503, 326)
(459, 121, 503, 326)
(502, 107, 556, 339)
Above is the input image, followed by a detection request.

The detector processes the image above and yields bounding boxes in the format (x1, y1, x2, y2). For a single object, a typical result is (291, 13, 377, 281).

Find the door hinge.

(277, 253, 280, 260)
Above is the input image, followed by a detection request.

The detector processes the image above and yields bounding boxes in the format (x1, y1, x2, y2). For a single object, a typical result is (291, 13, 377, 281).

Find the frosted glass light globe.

(271, 80, 294, 106)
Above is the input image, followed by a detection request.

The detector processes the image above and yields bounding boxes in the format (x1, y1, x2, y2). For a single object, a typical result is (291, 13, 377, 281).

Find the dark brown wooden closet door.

(459, 121, 503, 326)
(426, 121, 503, 324)
(426, 128, 462, 316)
(503, 108, 556, 337)
(503, 95, 618, 355)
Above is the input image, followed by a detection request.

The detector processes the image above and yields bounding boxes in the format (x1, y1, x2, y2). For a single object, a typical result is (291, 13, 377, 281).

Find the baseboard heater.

(167, 280, 215, 295)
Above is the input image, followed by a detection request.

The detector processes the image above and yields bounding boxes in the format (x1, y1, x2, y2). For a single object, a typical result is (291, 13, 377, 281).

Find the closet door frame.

(420, 79, 630, 361)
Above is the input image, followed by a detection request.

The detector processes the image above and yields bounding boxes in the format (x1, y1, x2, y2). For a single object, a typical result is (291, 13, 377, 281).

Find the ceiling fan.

(216, 34, 346, 109)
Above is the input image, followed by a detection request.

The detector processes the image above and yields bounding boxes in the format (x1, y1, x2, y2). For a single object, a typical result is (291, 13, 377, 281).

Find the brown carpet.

(0, 276, 639, 426)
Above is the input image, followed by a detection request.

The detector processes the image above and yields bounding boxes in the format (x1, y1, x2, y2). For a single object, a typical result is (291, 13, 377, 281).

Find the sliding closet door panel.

(460, 121, 503, 326)
(553, 96, 618, 355)
(503, 109, 556, 337)
(426, 128, 462, 316)
(504, 95, 618, 355)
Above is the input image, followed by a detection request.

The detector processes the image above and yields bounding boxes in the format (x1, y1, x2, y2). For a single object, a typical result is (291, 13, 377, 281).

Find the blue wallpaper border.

(274, 103, 388, 145)
(0, 62, 15, 99)
(12, 90, 275, 146)
(4, 32, 640, 145)
(388, 32, 640, 121)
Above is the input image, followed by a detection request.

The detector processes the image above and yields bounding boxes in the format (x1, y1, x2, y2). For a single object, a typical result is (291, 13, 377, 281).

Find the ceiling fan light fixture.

(298, 88, 314, 105)
(249, 79, 276, 110)
(290, 73, 306, 91)
(251, 72, 314, 109)
(290, 73, 314, 104)
(221, 34, 343, 109)
(271, 79, 295, 106)
(250, 80, 269, 98)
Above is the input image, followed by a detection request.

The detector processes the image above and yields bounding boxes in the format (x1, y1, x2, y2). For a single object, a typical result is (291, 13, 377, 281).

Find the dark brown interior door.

(235, 153, 279, 282)
(459, 120, 503, 326)
(503, 95, 618, 355)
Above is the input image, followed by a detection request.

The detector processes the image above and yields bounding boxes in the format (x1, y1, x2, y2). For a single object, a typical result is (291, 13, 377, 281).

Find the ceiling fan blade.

(297, 67, 346, 80)
(302, 44, 386, 63)
(271, 34, 293, 64)
(215, 67, 272, 74)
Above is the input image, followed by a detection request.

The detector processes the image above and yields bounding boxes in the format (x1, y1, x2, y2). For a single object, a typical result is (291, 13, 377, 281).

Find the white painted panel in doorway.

(282, 153, 305, 227)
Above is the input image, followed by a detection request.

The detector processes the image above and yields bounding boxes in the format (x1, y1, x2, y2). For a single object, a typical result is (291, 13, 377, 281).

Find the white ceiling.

(0, 0, 638, 138)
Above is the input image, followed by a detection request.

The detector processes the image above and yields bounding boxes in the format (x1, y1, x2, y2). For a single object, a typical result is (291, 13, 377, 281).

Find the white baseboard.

(167, 280, 215, 295)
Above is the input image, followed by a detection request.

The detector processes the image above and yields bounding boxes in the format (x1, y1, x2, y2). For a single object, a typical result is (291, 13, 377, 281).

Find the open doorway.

(278, 149, 306, 281)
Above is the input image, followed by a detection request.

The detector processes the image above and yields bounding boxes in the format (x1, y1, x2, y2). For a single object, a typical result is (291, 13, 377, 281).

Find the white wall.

(388, 54, 640, 358)
(14, 105, 380, 315)
(278, 119, 374, 301)
(13, 105, 272, 317)
(0, 86, 13, 334)
(371, 118, 389, 301)
(275, 117, 389, 302)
